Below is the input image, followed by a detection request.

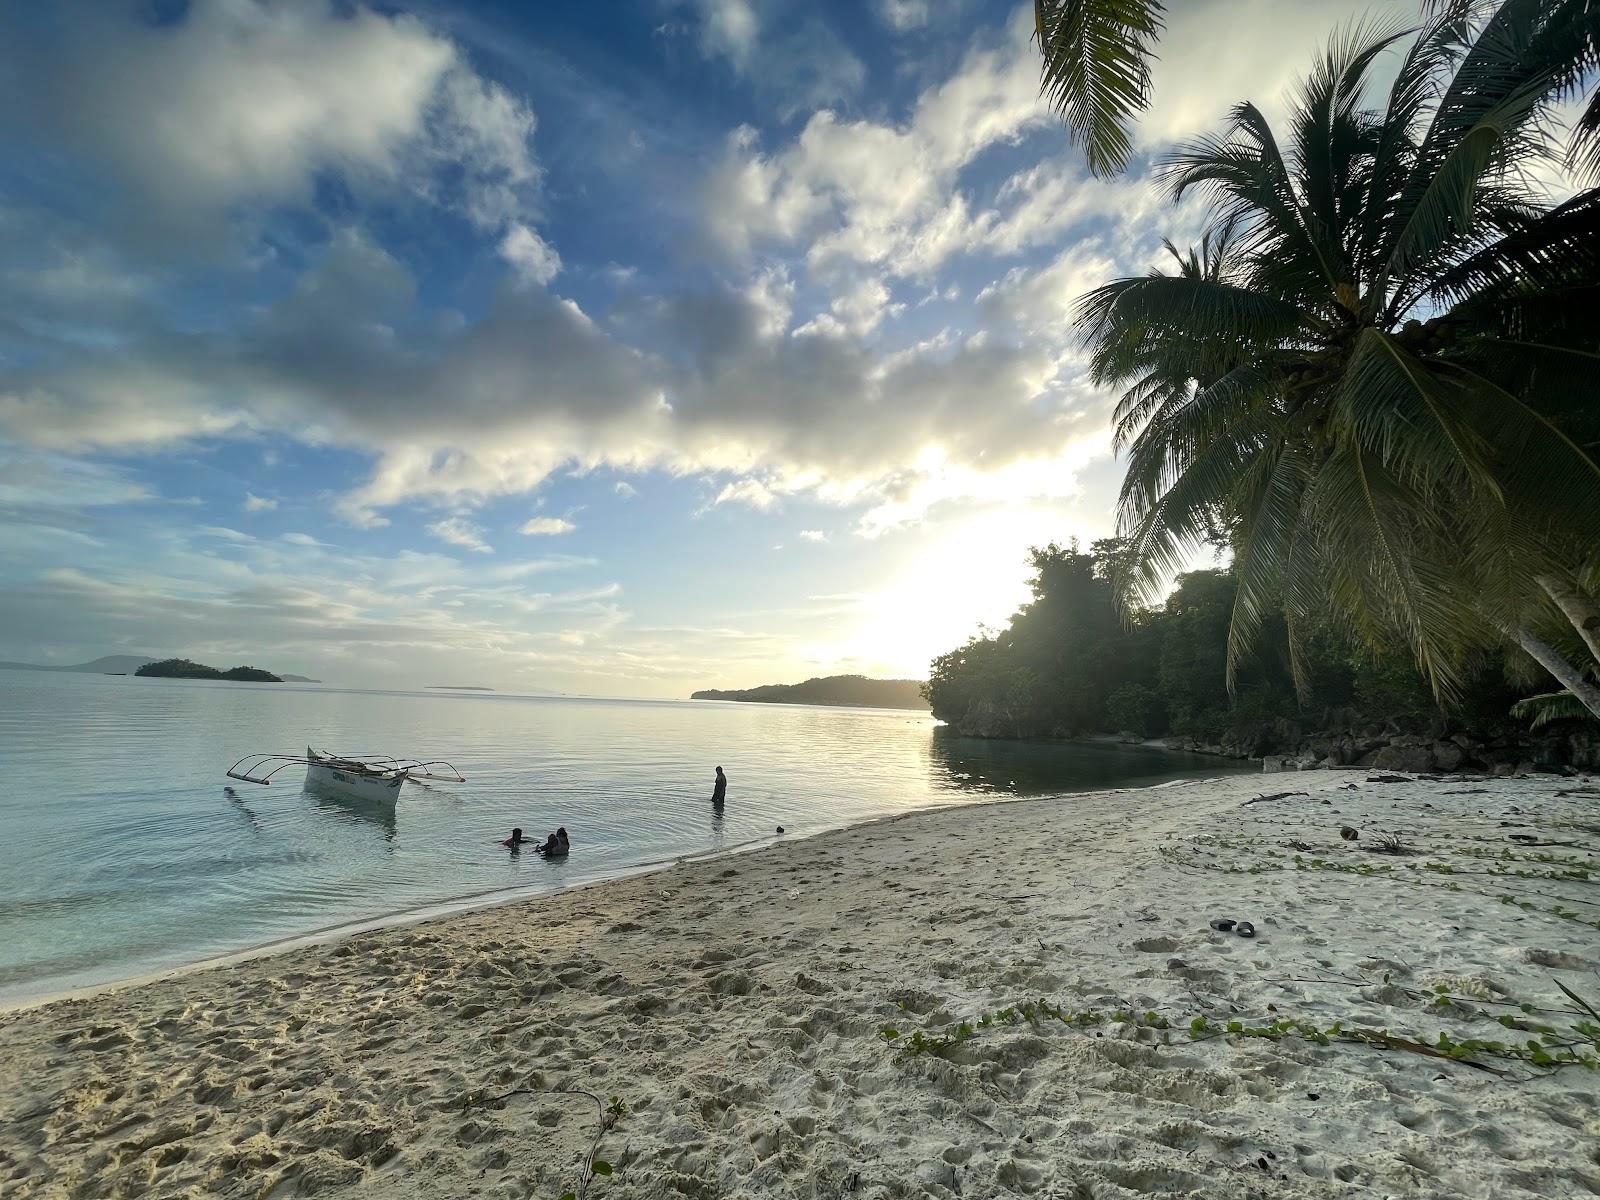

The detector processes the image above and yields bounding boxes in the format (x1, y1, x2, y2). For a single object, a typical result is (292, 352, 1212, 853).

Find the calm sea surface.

(0, 670, 1251, 1004)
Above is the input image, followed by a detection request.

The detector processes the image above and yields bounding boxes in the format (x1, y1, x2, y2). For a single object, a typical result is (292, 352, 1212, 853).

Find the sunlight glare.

(831, 508, 1074, 679)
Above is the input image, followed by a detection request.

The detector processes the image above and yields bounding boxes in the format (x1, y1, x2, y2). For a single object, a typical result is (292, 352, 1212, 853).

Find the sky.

(0, 0, 1407, 695)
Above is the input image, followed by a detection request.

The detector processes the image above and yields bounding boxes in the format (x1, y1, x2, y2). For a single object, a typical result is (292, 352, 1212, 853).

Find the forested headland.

(694, 675, 929, 710)
(925, 542, 1599, 773)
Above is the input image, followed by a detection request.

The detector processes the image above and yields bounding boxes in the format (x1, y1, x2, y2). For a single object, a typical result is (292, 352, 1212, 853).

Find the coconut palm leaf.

(1034, 0, 1164, 176)
(1225, 442, 1314, 694)
(1511, 690, 1600, 726)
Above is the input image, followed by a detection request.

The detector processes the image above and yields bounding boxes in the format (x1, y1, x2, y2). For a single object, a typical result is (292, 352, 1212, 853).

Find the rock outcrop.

(949, 706, 1599, 774)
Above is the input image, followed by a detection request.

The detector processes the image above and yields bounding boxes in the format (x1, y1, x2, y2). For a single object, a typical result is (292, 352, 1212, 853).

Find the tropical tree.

(1034, 0, 1600, 179)
(1077, 5, 1600, 716)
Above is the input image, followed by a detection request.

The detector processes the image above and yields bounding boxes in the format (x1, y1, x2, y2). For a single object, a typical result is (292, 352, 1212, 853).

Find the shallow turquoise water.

(0, 669, 1250, 1003)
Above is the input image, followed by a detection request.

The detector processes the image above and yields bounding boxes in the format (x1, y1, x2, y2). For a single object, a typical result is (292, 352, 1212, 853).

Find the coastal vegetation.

(692, 675, 930, 710)
(924, 539, 1549, 756)
(959, 1, 1600, 744)
(134, 658, 283, 682)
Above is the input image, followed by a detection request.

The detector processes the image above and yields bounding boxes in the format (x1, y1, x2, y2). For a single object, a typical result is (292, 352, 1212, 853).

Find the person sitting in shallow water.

(538, 827, 570, 857)
(501, 827, 532, 848)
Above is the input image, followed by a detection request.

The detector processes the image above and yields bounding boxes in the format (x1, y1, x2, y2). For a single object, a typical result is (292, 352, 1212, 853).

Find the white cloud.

(280, 532, 326, 547)
(243, 492, 278, 512)
(0, 446, 150, 509)
(743, 265, 796, 337)
(500, 223, 562, 286)
(676, 1, 864, 115)
(713, 478, 780, 511)
(0, 535, 653, 693)
(427, 517, 493, 554)
(798, 529, 828, 542)
(0, 232, 1112, 535)
(976, 243, 1120, 333)
(703, 6, 1049, 280)
(198, 525, 254, 543)
(694, 0, 760, 67)
(1142, 0, 1383, 149)
(614, 481, 638, 499)
(796, 275, 904, 337)
(875, 0, 931, 30)
(0, 1, 1169, 542)
(520, 516, 576, 535)
(5, 0, 538, 248)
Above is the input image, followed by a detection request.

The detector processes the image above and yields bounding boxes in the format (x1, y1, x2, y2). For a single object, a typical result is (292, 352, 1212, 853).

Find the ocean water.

(0, 670, 1252, 1005)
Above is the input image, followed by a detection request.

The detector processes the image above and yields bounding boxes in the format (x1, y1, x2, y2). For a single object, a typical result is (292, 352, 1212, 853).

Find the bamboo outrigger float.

(226, 748, 465, 806)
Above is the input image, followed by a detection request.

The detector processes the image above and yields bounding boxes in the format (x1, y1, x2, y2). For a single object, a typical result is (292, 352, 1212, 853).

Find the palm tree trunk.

(1535, 574, 1600, 668)
(1514, 627, 1600, 721)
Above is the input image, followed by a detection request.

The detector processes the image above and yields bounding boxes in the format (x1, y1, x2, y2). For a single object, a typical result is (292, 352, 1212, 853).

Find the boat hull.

(303, 759, 405, 806)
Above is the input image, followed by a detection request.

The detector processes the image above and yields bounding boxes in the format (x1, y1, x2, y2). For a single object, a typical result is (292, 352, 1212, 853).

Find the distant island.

(427, 685, 495, 691)
(692, 674, 929, 710)
(0, 654, 156, 675)
(0, 655, 323, 683)
(134, 658, 282, 682)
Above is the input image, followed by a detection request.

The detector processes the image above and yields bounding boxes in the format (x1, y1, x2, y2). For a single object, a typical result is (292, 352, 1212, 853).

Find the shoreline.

(0, 770, 1226, 1017)
(3, 771, 1596, 1198)
(0, 789, 1011, 1017)
(0, 829, 784, 1017)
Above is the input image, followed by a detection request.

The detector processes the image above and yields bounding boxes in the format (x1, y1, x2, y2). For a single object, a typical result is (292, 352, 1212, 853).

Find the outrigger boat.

(226, 747, 466, 806)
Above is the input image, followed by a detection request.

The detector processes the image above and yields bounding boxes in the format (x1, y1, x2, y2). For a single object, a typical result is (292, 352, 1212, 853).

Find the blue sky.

(0, 0, 1398, 695)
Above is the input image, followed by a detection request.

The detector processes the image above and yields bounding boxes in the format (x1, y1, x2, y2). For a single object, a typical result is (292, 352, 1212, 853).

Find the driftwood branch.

(1243, 791, 1310, 806)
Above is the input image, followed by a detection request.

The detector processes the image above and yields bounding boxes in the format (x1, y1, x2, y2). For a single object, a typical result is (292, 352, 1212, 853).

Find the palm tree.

(1077, 7, 1600, 716)
(1035, 0, 1600, 177)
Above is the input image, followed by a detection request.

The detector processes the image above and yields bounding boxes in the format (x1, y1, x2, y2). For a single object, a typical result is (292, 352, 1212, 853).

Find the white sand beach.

(2, 771, 1598, 1199)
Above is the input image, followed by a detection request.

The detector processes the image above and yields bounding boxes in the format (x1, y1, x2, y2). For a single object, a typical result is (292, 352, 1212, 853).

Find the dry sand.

(2, 771, 1598, 1199)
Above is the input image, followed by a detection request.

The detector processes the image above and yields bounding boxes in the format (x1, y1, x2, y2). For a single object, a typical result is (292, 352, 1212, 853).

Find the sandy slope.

(2, 772, 1598, 1199)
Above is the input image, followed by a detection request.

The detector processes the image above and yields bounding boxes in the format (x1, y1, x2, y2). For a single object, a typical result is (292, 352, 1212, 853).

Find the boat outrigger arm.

(226, 751, 466, 786)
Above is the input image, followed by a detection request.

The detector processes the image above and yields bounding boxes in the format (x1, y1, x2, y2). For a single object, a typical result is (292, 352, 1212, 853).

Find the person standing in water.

(711, 765, 727, 806)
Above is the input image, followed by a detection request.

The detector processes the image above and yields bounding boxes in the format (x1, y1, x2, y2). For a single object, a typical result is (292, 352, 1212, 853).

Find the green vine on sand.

(458, 1087, 629, 1200)
(879, 995, 1600, 1073)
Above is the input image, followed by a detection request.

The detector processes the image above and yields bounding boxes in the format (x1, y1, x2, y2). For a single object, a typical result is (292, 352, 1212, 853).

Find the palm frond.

(1331, 328, 1502, 502)
(1511, 690, 1599, 727)
(1427, 188, 1600, 308)
(1077, 274, 1310, 386)
(1384, 0, 1580, 285)
(1035, 0, 1165, 176)
(1304, 447, 1473, 703)
(1225, 442, 1313, 696)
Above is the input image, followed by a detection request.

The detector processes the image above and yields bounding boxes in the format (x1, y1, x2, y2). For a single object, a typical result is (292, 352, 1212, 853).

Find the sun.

(829, 508, 1078, 679)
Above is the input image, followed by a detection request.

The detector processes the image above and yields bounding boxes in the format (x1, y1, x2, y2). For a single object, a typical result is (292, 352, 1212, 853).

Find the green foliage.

(1105, 682, 1163, 738)
(1075, 8, 1600, 710)
(1511, 691, 1600, 729)
(925, 539, 1518, 741)
(927, 541, 1138, 737)
(135, 658, 224, 679)
(134, 658, 283, 682)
